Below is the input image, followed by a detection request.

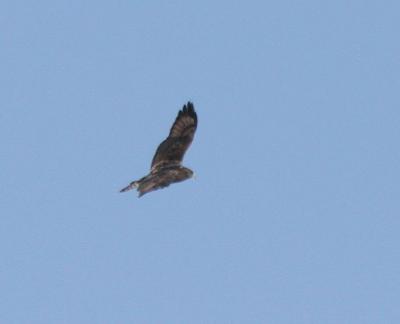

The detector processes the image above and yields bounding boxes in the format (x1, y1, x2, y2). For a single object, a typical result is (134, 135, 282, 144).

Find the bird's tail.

(119, 181, 139, 193)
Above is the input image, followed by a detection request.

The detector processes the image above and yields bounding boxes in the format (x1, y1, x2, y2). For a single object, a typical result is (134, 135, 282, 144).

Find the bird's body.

(120, 102, 197, 197)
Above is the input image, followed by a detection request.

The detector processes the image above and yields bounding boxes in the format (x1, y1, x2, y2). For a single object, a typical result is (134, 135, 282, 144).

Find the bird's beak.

(192, 172, 197, 180)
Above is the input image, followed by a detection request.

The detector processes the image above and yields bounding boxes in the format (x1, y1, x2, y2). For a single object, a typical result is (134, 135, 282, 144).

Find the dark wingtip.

(181, 101, 197, 124)
(186, 101, 194, 109)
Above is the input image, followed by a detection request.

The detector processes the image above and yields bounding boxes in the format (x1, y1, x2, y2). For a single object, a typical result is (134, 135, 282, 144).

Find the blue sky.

(1, 1, 399, 323)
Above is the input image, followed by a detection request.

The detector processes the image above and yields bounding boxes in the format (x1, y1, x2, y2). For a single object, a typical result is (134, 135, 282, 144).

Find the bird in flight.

(120, 102, 198, 197)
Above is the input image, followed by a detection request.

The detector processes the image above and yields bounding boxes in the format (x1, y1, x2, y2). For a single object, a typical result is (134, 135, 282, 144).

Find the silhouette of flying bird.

(120, 102, 198, 197)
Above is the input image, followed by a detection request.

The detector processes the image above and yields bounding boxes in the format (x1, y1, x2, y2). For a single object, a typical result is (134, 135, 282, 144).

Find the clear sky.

(1, 1, 399, 323)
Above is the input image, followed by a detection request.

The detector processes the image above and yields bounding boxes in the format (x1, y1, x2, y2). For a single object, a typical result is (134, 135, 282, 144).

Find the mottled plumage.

(120, 102, 197, 197)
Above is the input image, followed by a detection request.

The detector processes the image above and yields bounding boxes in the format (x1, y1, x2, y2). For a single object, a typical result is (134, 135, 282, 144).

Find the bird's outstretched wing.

(150, 102, 197, 172)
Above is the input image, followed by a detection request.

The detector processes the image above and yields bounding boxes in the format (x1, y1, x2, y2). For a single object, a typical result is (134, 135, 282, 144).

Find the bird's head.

(181, 166, 195, 179)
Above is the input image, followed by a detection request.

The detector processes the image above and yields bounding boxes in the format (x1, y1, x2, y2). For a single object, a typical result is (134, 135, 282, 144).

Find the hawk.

(120, 102, 198, 197)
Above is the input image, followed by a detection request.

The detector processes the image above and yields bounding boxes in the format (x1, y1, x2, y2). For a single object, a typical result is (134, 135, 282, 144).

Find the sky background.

(1, 1, 400, 323)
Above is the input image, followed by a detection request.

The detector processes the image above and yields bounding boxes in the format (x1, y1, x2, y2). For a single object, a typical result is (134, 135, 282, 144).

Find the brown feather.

(120, 101, 198, 197)
(150, 102, 197, 172)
